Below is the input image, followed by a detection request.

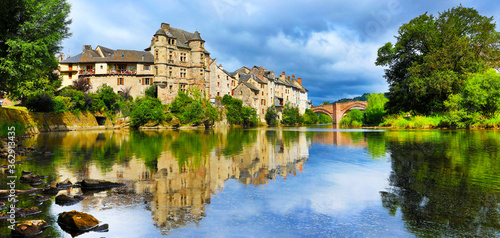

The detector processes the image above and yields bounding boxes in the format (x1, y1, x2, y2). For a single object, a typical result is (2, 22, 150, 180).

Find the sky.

(60, 0, 500, 106)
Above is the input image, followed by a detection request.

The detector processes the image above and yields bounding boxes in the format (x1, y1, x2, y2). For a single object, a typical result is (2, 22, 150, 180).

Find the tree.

(302, 109, 319, 124)
(376, 5, 500, 114)
(130, 96, 165, 128)
(0, 0, 72, 100)
(365, 93, 388, 125)
(339, 109, 364, 128)
(96, 84, 120, 111)
(265, 105, 279, 126)
(281, 102, 302, 125)
(72, 77, 91, 92)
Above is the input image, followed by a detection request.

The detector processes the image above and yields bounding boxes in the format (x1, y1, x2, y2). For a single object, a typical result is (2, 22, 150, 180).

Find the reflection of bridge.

(311, 101, 368, 124)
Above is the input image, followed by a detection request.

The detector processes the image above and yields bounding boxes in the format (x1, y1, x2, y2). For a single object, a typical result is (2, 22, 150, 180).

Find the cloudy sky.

(61, 0, 500, 105)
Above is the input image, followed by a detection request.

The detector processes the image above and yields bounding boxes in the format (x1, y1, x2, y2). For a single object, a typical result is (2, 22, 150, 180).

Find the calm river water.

(1, 127, 500, 237)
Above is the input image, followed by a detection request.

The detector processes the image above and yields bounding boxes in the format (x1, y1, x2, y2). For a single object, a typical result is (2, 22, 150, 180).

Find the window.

(262, 91, 264, 96)
(144, 65, 150, 71)
(169, 85, 173, 91)
(142, 78, 151, 85)
(85, 78, 90, 84)
(180, 68, 186, 78)
(117, 78, 124, 85)
(217, 82, 220, 87)
(180, 53, 187, 62)
(262, 108, 265, 114)
(227, 84, 229, 88)
(200, 69, 203, 77)
(69, 73, 72, 79)
(155, 66, 158, 76)
(261, 84, 264, 89)
(155, 50, 159, 60)
(117, 64, 126, 72)
(69, 63, 73, 71)
(155, 36, 158, 42)
(200, 53, 204, 63)
(217, 92, 220, 96)
(169, 67, 172, 77)
(169, 51, 173, 62)
(226, 76, 229, 80)
(100, 65, 103, 69)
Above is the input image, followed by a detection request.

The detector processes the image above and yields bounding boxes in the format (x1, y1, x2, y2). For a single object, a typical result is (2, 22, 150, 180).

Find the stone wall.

(0, 107, 106, 135)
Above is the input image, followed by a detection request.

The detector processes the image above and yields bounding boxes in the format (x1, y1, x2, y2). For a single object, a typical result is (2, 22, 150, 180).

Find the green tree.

(281, 102, 302, 125)
(339, 109, 364, 128)
(376, 5, 500, 114)
(318, 113, 333, 124)
(302, 109, 319, 124)
(462, 69, 500, 117)
(96, 84, 120, 111)
(321, 101, 330, 105)
(265, 105, 279, 126)
(0, 0, 71, 100)
(365, 93, 388, 125)
(130, 96, 165, 128)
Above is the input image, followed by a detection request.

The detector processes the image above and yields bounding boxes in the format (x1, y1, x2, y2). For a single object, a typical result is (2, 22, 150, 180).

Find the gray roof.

(60, 53, 83, 63)
(240, 81, 260, 92)
(60, 46, 154, 64)
(239, 73, 266, 84)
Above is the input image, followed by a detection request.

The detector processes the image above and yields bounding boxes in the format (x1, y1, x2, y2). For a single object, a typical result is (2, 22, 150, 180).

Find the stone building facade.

(57, 22, 311, 123)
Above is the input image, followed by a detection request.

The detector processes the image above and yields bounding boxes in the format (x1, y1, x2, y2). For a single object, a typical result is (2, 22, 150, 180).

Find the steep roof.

(60, 46, 154, 64)
(240, 81, 260, 92)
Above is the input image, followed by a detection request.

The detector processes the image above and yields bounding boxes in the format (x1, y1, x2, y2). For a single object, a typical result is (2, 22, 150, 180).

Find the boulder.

(11, 220, 50, 237)
(56, 178, 73, 189)
(80, 179, 125, 190)
(57, 210, 99, 232)
(19, 174, 45, 186)
(15, 207, 41, 218)
(55, 194, 86, 206)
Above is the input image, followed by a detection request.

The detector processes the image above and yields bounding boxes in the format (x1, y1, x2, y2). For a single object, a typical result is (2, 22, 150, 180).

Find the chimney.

(282, 71, 285, 76)
(219, 64, 223, 70)
(287, 76, 290, 80)
(264, 68, 267, 71)
(298, 77, 302, 85)
(83, 45, 92, 51)
(161, 23, 170, 32)
(292, 74, 295, 80)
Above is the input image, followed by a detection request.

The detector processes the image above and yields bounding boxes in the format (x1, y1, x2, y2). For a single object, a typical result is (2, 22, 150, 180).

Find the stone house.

(59, 45, 155, 97)
(149, 23, 211, 103)
(208, 59, 237, 99)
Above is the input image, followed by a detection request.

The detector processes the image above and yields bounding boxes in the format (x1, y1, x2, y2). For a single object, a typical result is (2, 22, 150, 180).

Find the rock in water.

(56, 178, 73, 189)
(55, 194, 86, 206)
(57, 210, 99, 232)
(80, 179, 125, 190)
(12, 220, 50, 237)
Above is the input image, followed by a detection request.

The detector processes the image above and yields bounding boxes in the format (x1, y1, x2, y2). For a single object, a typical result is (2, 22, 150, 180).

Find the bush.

(0, 121, 26, 138)
(130, 96, 165, 128)
(281, 102, 302, 125)
(96, 84, 120, 111)
(339, 109, 364, 128)
(59, 89, 86, 111)
(53, 96, 72, 113)
(365, 93, 388, 125)
(25, 92, 54, 112)
(182, 100, 204, 125)
(241, 106, 259, 127)
(318, 113, 333, 124)
(302, 108, 319, 125)
(145, 85, 156, 98)
(265, 105, 279, 126)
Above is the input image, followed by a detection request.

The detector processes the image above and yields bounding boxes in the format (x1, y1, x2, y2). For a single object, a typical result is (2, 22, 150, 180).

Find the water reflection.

(3, 129, 500, 237)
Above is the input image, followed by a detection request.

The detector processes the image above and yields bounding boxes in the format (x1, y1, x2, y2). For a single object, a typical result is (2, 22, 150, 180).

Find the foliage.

(96, 84, 120, 111)
(302, 108, 319, 124)
(0, 121, 26, 138)
(365, 93, 388, 125)
(333, 93, 370, 103)
(24, 91, 54, 112)
(281, 102, 302, 125)
(144, 85, 156, 98)
(339, 109, 364, 128)
(376, 5, 500, 114)
(321, 101, 331, 105)
(0, 0, 71, 100)
(72, 77, 91, 92)
(318, 113, 333, 124)
(241, 106, 259, 127)
(462, 69, 500, 117)
(265, 105, 279, 126)
(221, 95, 258, 127)
(52, 96, 71, 113)
(129, 96, 165, 128)
(118, 86, 133, 101)
(381, 113, 444, 129)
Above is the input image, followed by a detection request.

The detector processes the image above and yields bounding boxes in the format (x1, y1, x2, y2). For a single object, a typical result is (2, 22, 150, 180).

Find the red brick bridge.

(311, 101, 368, 124)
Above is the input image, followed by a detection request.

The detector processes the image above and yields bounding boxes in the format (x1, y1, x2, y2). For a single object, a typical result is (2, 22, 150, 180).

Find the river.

(1, 126, 500, 237)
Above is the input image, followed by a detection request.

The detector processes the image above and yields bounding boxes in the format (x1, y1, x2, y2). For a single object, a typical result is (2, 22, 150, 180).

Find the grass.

(0, 121, 26, 138)
(3, 105, 28, 111)
(381, 114, 444, 129)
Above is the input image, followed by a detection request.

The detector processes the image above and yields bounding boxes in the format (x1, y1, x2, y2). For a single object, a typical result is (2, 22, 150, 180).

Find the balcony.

(107, 70, 137, 75)
(79, 70, 95, 75)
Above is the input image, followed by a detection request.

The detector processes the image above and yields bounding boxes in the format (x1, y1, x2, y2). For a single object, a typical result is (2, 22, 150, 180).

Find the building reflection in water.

(43, 129, 319, 234)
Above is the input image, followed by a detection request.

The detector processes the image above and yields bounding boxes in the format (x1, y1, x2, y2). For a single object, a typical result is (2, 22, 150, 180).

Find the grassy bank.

(378, 113, 500, 129)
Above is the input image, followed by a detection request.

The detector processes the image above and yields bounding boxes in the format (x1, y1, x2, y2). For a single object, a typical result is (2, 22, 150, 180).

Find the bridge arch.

(311, 101, 368, 124)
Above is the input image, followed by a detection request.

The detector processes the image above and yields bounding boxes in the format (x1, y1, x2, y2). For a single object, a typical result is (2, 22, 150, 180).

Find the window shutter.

(117, 78, 120, 85)
(142, 78, 145, 85)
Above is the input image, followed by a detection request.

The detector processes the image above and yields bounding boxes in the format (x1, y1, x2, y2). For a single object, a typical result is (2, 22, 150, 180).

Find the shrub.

(72, 77, 92, 92)
(282, 102, 302, 125)
(265, 105, 279, 126)
(96, 84, 120, 111)
(339, 109, 364, 128)
(25, 92, 54, 112)
(302, 108, 319, 125)
(130, 96, 165, 128)
(365, 93, 388, 125)
(145, 85, 156, 98)
(53, 96, 72, 113)
(0, 122, 26, 138)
